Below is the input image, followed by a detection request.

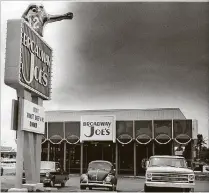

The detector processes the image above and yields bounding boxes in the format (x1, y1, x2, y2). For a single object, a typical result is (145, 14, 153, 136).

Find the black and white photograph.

(1, 0, 209, 192)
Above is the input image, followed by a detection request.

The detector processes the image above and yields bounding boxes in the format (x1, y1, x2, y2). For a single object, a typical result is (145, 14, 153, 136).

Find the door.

(118, 142, 134, 174)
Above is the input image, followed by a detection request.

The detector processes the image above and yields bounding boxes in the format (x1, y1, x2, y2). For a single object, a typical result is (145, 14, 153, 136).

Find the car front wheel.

(144, 184, 152, 192)
(50, 180, 55, 187)
(80, 185, 86, 190)
(61, 181, 65, 187)
(109, 184, 117, 191)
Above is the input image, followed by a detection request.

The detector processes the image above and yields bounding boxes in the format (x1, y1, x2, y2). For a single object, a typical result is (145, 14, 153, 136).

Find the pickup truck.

(40, 161, 69, 187)
(144, 155, 195, 192)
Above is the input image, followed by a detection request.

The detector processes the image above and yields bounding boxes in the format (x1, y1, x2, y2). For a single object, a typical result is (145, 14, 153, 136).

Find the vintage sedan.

(80, 160, 117, 191)
(40, 161, 69, 187)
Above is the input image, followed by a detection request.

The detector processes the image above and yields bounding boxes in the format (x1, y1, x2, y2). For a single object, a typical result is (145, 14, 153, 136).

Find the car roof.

(149, 155, 185, 159)
(89, 160, 113, 165)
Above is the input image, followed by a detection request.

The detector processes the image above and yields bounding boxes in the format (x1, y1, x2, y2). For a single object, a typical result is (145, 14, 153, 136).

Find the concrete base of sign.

(8, 188, 28, 192)
(22, 183, 44, 192)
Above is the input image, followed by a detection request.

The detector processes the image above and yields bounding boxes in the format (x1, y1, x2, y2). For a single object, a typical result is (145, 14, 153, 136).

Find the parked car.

(80, 160, 117, 191)
(1, 158, 16, 175)
(40, 161, 69, 187)
(144, 155, 195, 192)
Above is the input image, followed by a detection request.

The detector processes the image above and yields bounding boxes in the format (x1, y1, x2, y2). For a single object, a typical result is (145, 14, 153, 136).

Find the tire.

(80, 185, 86, 190)
(50, 180, 55, 187)
(144, 184, 152, 192)
(61, 181, 65, 187)
(89, 186, 92, 190)
(109, 185, 116, 191)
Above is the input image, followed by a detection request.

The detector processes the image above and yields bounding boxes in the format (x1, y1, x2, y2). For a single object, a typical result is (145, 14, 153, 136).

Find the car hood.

(147, 166, 194, 174)
(87, 169, 109, 181)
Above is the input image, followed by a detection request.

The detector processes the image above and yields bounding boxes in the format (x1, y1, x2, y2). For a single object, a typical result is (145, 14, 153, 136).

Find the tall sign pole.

(4, 4, 73, 189)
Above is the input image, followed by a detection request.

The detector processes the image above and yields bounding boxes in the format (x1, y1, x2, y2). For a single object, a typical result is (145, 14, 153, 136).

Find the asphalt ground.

(1, 175, 209, 192)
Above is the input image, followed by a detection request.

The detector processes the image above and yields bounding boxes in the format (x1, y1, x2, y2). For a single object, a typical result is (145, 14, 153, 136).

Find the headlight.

(46, 172, 50, 178)
(105, 176, 111, 182)
(146, 173, 152, 179)
(188, 174, 195, 181)
(81, 175, 88, 182)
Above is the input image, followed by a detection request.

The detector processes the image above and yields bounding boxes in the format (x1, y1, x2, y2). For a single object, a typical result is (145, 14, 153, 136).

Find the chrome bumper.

(80, 182, 113, 187)
(146, 181, 195, 188)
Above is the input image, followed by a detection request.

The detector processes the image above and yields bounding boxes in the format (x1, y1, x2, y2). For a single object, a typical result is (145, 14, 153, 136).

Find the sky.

(1, 1, 209, 147)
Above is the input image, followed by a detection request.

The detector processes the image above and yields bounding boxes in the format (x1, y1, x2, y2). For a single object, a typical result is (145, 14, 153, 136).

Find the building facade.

(41, 108, 198, 176)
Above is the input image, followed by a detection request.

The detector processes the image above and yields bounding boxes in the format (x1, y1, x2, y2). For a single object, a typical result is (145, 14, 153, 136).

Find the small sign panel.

(21, 99, 45, 134)
(80, 115, 116, 142)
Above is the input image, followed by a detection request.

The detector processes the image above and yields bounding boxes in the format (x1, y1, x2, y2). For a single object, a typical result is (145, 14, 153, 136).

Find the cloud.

(1, 2, 209, 147)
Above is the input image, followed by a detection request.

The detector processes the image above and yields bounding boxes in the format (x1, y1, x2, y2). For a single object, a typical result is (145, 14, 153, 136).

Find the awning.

(117, 134, 133, 144)
(155, 134, 171, 144)
(66, 135, 80, 144)
(41, 135, 47, 144)
(136, 134, 152, 145)
(174, 134, 191, 145)
(49, 135, 64, 144)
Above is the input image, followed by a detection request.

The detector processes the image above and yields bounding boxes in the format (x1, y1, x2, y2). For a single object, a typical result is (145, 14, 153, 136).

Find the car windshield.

(88, 162, 112, 171)
(149, 157, 187, 168)
(40, 162, 55, 170)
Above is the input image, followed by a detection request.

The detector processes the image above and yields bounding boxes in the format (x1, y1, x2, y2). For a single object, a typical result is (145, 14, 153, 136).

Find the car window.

(149, 157, 187, 168)
(88, 162, 112, 171)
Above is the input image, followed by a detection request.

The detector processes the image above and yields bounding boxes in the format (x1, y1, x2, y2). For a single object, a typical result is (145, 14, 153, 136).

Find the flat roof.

(45, 108, 187, 122)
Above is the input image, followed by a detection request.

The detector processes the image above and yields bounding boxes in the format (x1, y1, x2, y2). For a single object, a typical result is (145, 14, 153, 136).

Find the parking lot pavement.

(59, 176, 209, 192)
(1, 175, 209, 192)
(1, 175, 15, 191)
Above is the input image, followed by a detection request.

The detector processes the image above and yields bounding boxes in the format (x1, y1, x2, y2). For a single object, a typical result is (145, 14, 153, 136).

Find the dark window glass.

(154, 120, 172, 138)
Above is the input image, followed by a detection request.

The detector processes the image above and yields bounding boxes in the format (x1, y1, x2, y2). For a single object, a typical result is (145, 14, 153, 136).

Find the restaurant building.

(41, 108, 198, 176)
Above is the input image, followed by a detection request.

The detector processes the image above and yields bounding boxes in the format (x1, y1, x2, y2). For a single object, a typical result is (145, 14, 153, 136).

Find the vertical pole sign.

(4, 4, 73, 189)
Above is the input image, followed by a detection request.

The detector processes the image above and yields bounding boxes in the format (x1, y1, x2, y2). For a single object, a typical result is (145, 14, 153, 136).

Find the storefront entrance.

(66, 144, 81, 173)
(83, 142, 115, 171)
(118, 142, 134, 175)
(136, 142, 153, 175)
